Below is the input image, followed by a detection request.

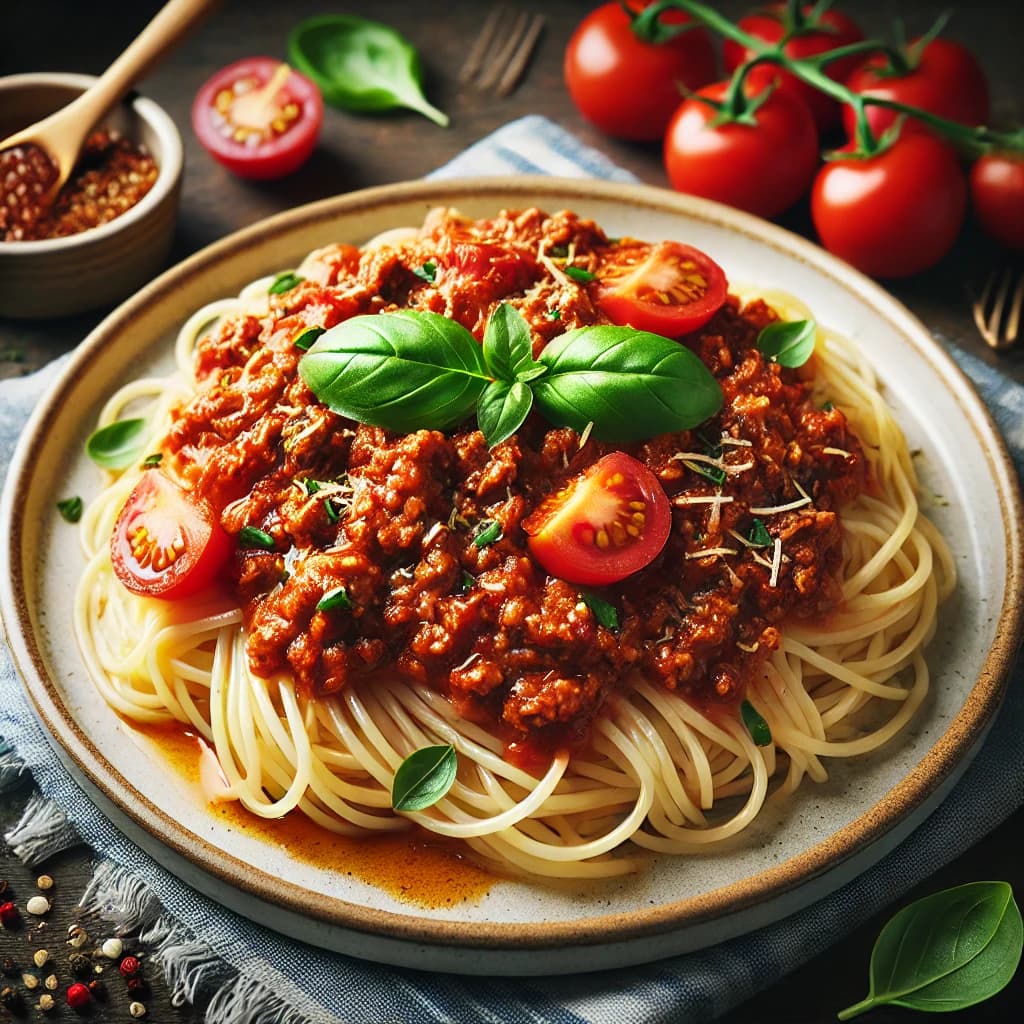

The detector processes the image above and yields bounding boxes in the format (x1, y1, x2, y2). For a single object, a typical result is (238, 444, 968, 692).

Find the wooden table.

(1, 2, 1022, 1021)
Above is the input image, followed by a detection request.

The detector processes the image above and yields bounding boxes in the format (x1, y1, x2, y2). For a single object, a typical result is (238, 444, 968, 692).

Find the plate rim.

(3, 175, 1022, 953)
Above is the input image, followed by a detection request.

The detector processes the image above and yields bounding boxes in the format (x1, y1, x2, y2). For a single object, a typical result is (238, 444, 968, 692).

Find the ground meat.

(160, 207, 866, 756)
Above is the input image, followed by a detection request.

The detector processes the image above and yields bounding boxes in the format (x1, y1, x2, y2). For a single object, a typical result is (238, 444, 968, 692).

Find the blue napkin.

(2, 116, 1022, 1024)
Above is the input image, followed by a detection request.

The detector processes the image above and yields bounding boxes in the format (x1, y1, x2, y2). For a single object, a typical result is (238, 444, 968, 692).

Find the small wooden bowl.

(0, 72, 182, 320)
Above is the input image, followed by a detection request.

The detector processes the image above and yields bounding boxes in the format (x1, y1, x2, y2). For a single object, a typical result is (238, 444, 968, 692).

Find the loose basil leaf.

(564, 265, 596, 283)
(838, 882, 1023, 1019)
(299, 310, 490, 433)
(756, 319, 816, 368)
(288, 14, 449, 127)
(269, 271, 304, 296)
(56, 496, 83, 524)
(581, 592, 619, 631)
(473, 520, 502, 548)
(413, 261, 437, 283)
(392, 744, 458, 811)
(238, 526, 275, 550)
(85, 418, 148, 470)
(293, 326, 326, 352)
(741, 700, 772, 746)
(482, 303, 542, 383)
(748, 518, 772, 547)
(477, 380, 533, 448)
(316, 585, 352, 611)
(532, 326, 723, 441)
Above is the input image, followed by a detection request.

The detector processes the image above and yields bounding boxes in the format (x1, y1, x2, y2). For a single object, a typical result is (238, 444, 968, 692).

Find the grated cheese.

(749, 493, 812, 515)
(720, 435, 753, 448)
(578, 420, 595, 450)
(769, 538, 783, 587)
(537, 240, 572, 287)
(822, 447, 852, 457)
(685, 546, 738, 561)
(673, 494, 734, 507)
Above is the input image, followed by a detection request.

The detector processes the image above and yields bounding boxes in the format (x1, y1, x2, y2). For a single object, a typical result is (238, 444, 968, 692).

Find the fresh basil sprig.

(838, 881, 1023, 1019)
(300, 305, 723, 447)
(756, 319, 817, 368)
(85, 418, 148, 470)
(392, 743, 458, 811)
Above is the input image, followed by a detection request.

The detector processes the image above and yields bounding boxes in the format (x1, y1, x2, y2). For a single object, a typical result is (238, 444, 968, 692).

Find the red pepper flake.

(65, 982, 91, 1010)
(0, 901, 20, 929)
(119, 955, 141, 977)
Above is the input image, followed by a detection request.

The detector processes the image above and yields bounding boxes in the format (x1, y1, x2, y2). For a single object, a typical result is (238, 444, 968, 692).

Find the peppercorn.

(87, 979, 107, 1001)
(32, 950, 49, 969)
(1, 957, 18, 977)
(68, 953, 91, 979)
(38, 993, 55, 1013)
(0, 985, 24, 1012)
(25, 896, 50, 916)
(0, 901, 21, 928)
(128, 1001, 147, 1019)
(100, 937, 123, 959)
(65, 983, 91, 1010)
(119, 955, 141, 977)
(67, 923, 88, 948)
(126, 976, 148, 996)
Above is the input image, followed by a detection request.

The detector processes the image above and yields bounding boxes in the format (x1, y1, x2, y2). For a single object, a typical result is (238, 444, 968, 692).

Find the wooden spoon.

(0, 0, 216, 205)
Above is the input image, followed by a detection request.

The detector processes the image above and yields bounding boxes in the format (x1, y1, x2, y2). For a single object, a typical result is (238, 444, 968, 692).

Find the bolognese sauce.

(160, 208, 865, 759)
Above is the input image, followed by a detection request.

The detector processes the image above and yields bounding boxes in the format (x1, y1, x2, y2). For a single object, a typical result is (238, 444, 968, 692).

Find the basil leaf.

(289, 14, 449, 127)
(142, 452, 163, 467)
(316, 586, 352, 611)
(460, 571, 476, 593)
(293, 326, 326, 352)
(581, 592, 619, 631)
(546, 308, 561, 321)
(838, 882, 1023, 1019)
(482, 303, 540, 382)
(392, 744, 458, 811)
(269, 272, 304, 296)
(477, 380, 533, 448)
(413, 261, 437, 283)
(533, 326, 723, 441)
(748, 518, 772, 547)
(564, 265, 596, 283)
(56, 496, 83, 524)
(756, 319, 816, 368)
(299, 310, 489, 433)
(238, 526, 275, 550)
(687, 461, 726, 486)
(741, 700, 772, 746)
(85, 419, 147, 470)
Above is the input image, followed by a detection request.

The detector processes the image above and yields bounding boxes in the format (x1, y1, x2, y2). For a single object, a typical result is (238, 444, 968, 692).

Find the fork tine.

(476, 11, 531, 91)
(1006, 270, 1023, 346)
(495, 13, 545, 97)
(459, 6, 508, 85)
(972, 272, 998, 346)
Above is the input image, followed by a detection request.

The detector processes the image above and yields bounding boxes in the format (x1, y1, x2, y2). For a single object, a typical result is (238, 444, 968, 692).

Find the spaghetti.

(74, 209, 954, 879)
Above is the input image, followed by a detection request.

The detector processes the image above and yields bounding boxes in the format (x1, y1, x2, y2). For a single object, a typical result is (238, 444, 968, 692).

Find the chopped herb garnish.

(473, 520, 502, 548)
(56, 496, 83, 523)
(688, 461, 726, 486)
(460, 571, 476, 593)
(0, 348, 25, 362)
(545, 307, 561, 321)
(413, 261, 437, 283)
(238, 526, 276, 549)
(303, 478, 322, 495)
(269, 271, 304, 296)
(748, 518, 772, 548)
(324, 497, 340, 523)
(696, 428, 723, 459)
(142, 453, 163, 467)
(564, 265, 596, 284)
(293, 326, 326, 351)
(547, 244, 569, 259)
(316, 586, 353, 612)
(581, 591, 620, 631)
(741, 700, 772, 746)
(822, 400, 834, 412)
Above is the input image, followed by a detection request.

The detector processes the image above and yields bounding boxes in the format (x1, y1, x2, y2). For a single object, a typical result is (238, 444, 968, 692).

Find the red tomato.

(664, 81, 819, 220)
(564, 1, 717, 141)
(523, 453, 672, 585)
(971, 153, 1024, 251)
(595, 241, 727, 336)
(723, 4, 864, 132)
(192, 57, 323, 180)
(439, 242, 537, 292)
(842, 38, 990, 142)
(811, 135, 967, 278)
(111, 471, 232, 600)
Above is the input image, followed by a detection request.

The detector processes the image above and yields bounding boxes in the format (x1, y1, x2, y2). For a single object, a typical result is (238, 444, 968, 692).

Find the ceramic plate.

(2, 178, 1022, 975)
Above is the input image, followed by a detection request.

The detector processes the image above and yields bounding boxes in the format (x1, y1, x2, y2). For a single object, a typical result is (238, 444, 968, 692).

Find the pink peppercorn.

(119, 955, 141, 977)
(66, 983, 91, 1010)
(0, 902, 20, 929)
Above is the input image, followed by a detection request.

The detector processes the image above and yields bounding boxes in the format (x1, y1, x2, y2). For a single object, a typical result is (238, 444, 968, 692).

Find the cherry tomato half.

(664, 81, 819, 221)
(523, 452, 672, 585)
(842, 38, 990, 143)
(595, 241, 728, 336)
(970, 153, 1024, 251)
(811, 135, 967, 278)
(723, 4, 864, 132)
(564, 1, 717, 141)
(111, 471, 232, 600)
(192, 57, 323, 180)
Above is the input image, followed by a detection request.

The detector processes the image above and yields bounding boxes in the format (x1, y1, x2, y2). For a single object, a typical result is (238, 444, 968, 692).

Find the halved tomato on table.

(111, 471, 232, 600)
(191, 57, 323, 180)
(523, 452, 671, 585)
(594, 242, 727, 337)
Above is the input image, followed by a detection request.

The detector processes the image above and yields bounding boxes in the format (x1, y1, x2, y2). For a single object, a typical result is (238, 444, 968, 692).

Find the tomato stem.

(627, 0, 699, 45)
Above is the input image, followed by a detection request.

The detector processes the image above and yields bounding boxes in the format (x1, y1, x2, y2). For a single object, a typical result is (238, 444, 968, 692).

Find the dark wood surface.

(1, 2, 1022, 1021)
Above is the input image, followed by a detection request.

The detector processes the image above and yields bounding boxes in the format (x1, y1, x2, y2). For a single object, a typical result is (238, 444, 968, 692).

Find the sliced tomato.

(191, 57, 323, 180)
(111, 471, 232, 600)
(595, 242, 727, 337)
(523, 452, 671, 585)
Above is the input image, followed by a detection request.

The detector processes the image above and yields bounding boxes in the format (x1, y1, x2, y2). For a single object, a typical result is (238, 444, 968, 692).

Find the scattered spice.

(22, 972, 39, 989)
(126, 976, 148, 996)
(100, 937, 123, 959)
(0, 901, 21, 928)
(87, 979, 107, 1001)
(119, 955, 141, 977)
(35, 875, 54, 892)
(68, 952, 91, 978)
(67, 923, 88, 948)
(1, 957, 18, 977)
(32, 949, 48, 968)
(0, 986, 24, 1012)
(129, 1000, 148, 1018)
(38, 992, 55, 1012)
(25, 895, 50, 916)
(44, 973, 58, 991)
(65, 982, 91, 1010)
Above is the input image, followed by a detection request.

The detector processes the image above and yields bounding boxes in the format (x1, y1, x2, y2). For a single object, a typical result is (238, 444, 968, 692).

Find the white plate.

(2, 178, 1021, 975)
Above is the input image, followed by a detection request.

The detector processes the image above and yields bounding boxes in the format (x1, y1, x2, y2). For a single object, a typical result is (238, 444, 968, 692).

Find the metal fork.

(972, 263, 1023, 350)
(459, 7, 546, 97)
